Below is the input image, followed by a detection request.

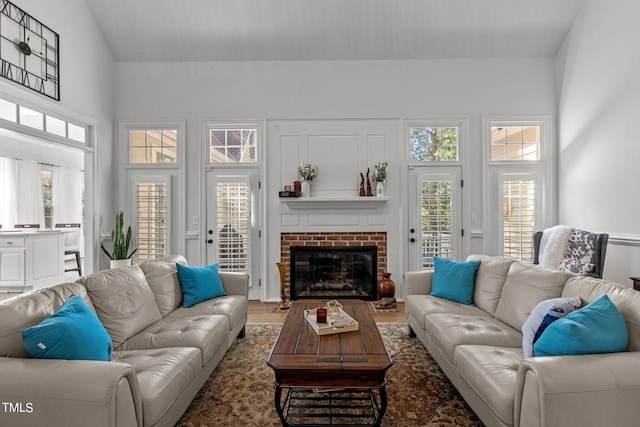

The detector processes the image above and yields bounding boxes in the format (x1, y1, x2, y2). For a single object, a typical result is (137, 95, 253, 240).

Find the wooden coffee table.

(267, 299, 393, 427)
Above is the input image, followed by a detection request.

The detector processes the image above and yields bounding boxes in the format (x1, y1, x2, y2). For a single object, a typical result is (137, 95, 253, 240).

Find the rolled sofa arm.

(0, 357, 142, 427)
(515, 352, 640, 427)
(220, 271, 249, 298)
(404, 270, 433, 296)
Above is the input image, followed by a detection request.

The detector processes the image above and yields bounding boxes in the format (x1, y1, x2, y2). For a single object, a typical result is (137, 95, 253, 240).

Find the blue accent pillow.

(22, 295, 112, 361)
(534, 295, 628, 357)
(176, 262, 226, 308)
(431, 257, 481, 305)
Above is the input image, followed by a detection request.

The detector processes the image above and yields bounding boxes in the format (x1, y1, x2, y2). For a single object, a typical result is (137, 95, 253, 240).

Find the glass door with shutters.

(408, 168, 462, 271)
(206, 169, 260, 300)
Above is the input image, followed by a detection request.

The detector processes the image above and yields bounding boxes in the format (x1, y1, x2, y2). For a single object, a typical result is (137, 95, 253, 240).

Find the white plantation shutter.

(420, 178, 454, 269)
(502, 178, 535, 261)
(134, 176, 169, 261)
(216, 181, 250, 272)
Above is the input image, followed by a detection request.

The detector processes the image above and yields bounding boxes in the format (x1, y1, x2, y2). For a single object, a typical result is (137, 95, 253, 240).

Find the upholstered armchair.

(533, 226, 608, 279)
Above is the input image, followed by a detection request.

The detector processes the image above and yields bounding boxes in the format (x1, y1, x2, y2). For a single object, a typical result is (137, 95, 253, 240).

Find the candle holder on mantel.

(276, 261, 291, 310)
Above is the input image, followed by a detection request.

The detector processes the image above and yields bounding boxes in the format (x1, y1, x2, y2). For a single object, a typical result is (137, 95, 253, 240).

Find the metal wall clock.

(0, 1, 59, 100)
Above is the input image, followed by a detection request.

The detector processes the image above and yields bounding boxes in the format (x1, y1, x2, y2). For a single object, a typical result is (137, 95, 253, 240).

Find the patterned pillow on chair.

(557, 229, 597, 275)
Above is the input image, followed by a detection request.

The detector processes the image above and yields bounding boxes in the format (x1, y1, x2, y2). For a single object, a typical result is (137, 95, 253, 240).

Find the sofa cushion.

(22, 295, 112, 361)
(424, 313, 522, 363)
(534, 295, 628, 357)
(119, 314, 229, 365)
(176, 263, 226, 308)
(467, 254, 516, 315)
(113, 347, 201, 427)
(405, 294, 491, 331)
(166, 295, 248, 333)
(495, 262, 571, 331)
(78, 266, 162, 349)
(0, 282, 94, 358)
(139, 255, 188, 317)
(431, 257, 481, 305)
(454, 345, 523, 426)
(521, 297, 581, 358)
(561, 276, 640, 351)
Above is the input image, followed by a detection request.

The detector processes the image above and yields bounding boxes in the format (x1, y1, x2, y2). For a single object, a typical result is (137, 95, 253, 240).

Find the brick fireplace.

(280, 232, 387, 299)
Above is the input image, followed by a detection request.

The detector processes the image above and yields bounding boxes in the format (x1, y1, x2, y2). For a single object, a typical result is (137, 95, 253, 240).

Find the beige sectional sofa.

(0, 255, 248, 427)
(405, 254, 640, 427)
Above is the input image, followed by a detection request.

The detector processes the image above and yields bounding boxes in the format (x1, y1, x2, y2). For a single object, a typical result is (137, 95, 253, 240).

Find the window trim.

(121, 120, 185, 169)
(203, 121, 262, 167)
(482, 115, 555, 258)
(405, 118, 467, 167)
(120, 120, 186, 259)
(486, 117, 550, 166)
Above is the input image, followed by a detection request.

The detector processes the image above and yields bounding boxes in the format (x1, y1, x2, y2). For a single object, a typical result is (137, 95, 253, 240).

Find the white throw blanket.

(538, 225, 573, 269)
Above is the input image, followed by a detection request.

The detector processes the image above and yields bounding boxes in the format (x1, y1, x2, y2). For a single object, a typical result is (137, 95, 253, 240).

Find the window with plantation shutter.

(419, 176, 455, 269)
(502, 178, 535, 261)
(134, 176, 169, 261)
(216, 181, 250, 272)
(485, 117, 551, 262)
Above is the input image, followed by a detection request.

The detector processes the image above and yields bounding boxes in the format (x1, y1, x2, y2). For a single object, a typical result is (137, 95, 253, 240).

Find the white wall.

(555, 0, 640, 286)
(114, 58, 556, 299)
(1, 0, 115, 272)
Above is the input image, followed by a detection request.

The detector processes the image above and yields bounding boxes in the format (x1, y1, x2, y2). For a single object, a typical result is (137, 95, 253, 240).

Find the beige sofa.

(405, 254, 640, 427)
(0, 255, 248, 427)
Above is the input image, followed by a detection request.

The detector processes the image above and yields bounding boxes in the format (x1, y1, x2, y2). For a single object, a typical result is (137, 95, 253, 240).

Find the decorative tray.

(304, 307, 359, 336)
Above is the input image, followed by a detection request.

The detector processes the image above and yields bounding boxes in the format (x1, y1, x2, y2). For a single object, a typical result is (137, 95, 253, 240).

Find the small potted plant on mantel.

(101, 210, 137, 268)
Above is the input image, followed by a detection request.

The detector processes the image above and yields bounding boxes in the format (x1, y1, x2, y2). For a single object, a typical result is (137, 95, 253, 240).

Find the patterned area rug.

(176, 322, 483, 427)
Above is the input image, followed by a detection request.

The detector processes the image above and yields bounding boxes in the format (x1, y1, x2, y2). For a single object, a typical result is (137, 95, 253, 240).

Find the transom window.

(209, 128, 257, 164)
(0, 96, 87, 143)
(491, 126, 540, 161)
(410, 127, 458, 162)
(130, 129, 177, 164)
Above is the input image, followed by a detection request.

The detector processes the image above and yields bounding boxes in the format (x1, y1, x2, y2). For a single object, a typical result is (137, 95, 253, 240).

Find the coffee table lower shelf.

(275, 386, 387, 427)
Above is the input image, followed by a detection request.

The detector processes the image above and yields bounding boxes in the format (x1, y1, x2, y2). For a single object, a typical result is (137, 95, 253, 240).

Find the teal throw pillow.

(176, 262, 226, 308)
(431, 257, 481, 305)
(533, 295, 628, 357)
(22, 295, 112, 361)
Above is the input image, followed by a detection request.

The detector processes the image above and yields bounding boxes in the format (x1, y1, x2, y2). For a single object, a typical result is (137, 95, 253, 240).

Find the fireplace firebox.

(290, 246, 378, 300)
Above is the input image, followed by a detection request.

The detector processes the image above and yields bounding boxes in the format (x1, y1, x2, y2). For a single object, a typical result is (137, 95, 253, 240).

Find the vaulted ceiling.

(85, 0, 584, 62)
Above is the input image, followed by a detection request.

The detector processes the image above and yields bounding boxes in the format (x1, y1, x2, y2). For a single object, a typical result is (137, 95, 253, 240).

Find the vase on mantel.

(375, 181, 385, 197)
(301, 180, 311, 197)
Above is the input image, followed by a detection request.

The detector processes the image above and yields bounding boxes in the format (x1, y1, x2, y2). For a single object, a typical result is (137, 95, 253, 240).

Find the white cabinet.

(0, 232, 64, 292)
(0, 237, 26, 289)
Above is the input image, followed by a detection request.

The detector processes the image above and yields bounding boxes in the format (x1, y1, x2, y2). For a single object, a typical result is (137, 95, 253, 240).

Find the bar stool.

(55, 223, 82, 276)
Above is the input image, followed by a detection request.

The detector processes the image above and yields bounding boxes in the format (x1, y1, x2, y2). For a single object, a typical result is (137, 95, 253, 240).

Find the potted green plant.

(101, 210, 137, 268)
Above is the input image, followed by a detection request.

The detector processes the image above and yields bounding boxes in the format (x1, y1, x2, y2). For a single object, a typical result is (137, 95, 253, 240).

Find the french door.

(407, 167, 462, 271)
(206, 169, 261, 300)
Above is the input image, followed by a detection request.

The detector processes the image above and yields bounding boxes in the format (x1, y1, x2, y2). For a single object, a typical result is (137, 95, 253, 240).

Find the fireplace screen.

(290, 246, 378, 300)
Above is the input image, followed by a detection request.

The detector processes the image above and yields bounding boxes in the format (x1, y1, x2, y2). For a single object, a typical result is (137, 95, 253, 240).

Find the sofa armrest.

(220, 271, 249, 297)
(0, 357, 142, 427)
(404, 270, 433, 296)
(515, 352, 640, 427)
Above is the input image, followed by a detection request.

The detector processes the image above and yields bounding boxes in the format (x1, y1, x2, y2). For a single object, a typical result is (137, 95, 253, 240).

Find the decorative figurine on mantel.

(276, 261, 291, 309)
(366, 168, 373, 196)
(359, 172, 366, 196)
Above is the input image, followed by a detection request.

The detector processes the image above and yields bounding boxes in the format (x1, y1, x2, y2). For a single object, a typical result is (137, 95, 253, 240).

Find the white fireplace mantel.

(280, 196, 388, 209)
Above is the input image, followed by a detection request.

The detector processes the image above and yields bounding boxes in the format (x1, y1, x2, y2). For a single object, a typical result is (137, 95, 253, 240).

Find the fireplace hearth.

(290, 246, 378, 301)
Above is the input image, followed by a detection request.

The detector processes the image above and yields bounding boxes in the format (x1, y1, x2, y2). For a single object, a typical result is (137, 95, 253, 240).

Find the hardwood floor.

(248, 300, 406, 323)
